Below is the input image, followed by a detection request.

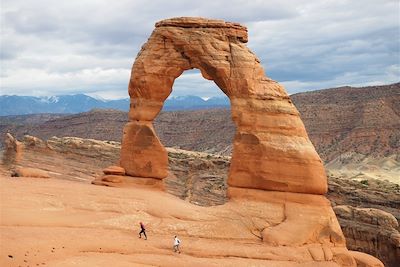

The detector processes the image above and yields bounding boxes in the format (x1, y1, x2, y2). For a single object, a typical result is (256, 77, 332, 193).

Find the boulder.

(11, 167, 50, 178)
(23, 135, 46, 148)
(2, 133, 23, 166)
(103, 166, 125, 176)
(92, 174, 164, 190)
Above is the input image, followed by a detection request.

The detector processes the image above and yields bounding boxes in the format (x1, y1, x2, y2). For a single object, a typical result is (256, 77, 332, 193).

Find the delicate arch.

(120, 17, 327, 195)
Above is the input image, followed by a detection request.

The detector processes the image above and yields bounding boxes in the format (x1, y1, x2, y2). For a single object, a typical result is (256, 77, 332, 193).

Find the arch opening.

(153, 69, 235, 206)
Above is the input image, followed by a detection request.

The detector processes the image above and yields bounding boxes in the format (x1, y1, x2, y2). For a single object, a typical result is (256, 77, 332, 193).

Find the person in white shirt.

(173, 235, 181, 253)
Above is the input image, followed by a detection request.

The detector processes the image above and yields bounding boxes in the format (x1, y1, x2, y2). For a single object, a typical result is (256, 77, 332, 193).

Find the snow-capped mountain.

(0, 94, 230, 116)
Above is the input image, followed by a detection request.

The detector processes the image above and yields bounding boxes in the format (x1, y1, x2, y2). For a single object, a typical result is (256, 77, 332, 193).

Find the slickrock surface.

(1, 135, 390, 266)
(121, 17, 327, 194)
(1, 176, 363, 267)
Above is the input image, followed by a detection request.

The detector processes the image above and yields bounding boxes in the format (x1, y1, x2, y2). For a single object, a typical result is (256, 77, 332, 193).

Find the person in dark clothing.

(139, 222, 147, 240)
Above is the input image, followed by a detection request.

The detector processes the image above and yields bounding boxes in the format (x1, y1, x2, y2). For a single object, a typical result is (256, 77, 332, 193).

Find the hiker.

(173, 235, 181, 253)
(139, 222, 147, 240)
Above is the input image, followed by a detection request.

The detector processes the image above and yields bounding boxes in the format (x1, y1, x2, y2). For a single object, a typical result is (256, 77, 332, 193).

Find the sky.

(1, 0, 399, 99)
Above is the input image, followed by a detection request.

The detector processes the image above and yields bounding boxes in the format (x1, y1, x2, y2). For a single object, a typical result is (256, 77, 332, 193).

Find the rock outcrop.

(47, 136, 120, 161)
(334, 205, 400, 267)
(2, 133, 23, 166)
(120, 17, 327, 194)
(11, 167, 50, 178)
(1, 134, 121, 182)
(103, 165, 125, 176)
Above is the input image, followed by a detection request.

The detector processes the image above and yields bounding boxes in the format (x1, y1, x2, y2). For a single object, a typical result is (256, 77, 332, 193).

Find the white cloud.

(1, 0, 399, 98)
(2, 67, 130, 97)
(283, 64, 400, 94)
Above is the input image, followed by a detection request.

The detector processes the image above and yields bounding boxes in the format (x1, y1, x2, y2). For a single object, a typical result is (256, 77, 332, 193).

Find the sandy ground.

(1, 172, 351, 267)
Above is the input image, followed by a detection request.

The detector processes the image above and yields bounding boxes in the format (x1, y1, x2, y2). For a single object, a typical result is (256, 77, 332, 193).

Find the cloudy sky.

(1, 0, 399, 99)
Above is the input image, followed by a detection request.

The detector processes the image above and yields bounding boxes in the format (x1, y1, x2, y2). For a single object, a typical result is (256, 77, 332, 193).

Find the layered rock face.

(2, 133, 23, 167)
(334, 205, 400, 267)
(291, 83, 400, 163)
(120, 17, 327, 194)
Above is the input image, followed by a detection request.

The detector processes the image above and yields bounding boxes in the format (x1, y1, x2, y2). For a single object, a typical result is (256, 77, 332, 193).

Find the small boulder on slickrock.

(101, 175, 124, 183)
(103, 166, 125, 176)
(23, 135, 46, 148)
(11, 167, 50, 178)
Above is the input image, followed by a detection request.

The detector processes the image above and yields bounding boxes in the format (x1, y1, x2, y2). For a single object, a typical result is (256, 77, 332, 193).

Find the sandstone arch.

(120, 17, 327, 195)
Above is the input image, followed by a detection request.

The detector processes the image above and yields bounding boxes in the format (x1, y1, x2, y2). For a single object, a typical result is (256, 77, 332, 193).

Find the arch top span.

(155, 17, 248, 42)
(121, 17, 328, 195)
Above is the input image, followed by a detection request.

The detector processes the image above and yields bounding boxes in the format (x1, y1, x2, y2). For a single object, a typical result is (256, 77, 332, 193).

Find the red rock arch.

(120, 17, 327, 195)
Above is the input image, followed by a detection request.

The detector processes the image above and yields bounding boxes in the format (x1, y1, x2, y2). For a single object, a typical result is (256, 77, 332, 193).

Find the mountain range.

(0, 94, 230, 115)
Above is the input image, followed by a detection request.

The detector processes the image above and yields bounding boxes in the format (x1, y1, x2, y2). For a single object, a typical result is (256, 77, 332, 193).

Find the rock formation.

(47, 136, 120, 161)
(334, 205, 400, 267)
(2, 133, 23, 167)
(120, 17, 327, 194)
(11, 167, 50, 178)
(112, 17, 386, 265)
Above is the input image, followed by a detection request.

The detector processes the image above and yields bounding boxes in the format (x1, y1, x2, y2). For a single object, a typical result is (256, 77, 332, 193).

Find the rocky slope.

(2, 135, 398, 266)
(0, 109, 235, 154)
(292, 82, 400, 162)
(3, 177, 369, 267)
